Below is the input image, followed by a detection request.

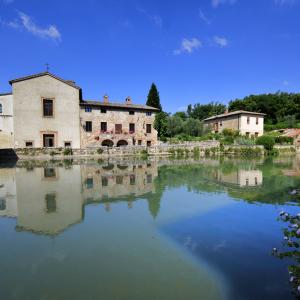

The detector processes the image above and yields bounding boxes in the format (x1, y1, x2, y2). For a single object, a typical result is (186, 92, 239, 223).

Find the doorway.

(43, 134, 55, 147)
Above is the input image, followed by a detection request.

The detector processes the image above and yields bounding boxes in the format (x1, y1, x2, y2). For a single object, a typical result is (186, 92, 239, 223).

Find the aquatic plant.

(273, 211, 300, 297)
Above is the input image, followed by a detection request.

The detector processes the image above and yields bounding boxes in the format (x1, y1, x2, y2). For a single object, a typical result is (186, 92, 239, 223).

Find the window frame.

(101, 108, 107, 114)
(129, 111, 135, 115)
(0, 103, 2, 114)
(129, 123, 135, 133)
(146, 112, 152, 116)
(85, 106, 92, 113)
(146, 124, 152, 134)
(101, 122, 107, 132)
(25, 141, 34, 148)
(85, 121, 93, 132)
(115, 124, 122, 134)
(247, 116, 250, 125)
(42, 98, 54, 118)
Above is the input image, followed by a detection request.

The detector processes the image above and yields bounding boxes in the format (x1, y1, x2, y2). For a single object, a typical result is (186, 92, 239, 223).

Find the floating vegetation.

(273, 211, 300, 297)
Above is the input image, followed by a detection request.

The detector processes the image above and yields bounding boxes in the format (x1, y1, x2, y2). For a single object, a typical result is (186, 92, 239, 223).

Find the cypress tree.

(146, 83, 162, 111)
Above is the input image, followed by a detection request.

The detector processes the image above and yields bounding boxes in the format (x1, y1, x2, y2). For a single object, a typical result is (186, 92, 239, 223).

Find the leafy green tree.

(146, 83, 162, 111)
(173, 111, 187, 120)
(187, 102, 226, 120)
(167, 115, 184, 137)
(154, 111, 168, 139)
(256, 135, 275, 151)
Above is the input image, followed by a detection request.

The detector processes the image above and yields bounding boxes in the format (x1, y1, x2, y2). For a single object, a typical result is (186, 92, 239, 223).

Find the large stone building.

(204, 110, 265, 137)
(0, 93, 14, 148)
(0, 72, 158, 149)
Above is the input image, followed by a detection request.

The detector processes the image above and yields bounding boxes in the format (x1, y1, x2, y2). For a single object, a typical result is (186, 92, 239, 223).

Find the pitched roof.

(0, 92, 12, 96)
(203, 110, 266, 121)
(9, 72, 81, 90)
(80, 100, 159, 111)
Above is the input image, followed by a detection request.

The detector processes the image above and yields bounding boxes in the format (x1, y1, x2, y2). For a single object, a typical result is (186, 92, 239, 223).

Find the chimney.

(103, 94, 109, 103)
(125, 96, 132, 104)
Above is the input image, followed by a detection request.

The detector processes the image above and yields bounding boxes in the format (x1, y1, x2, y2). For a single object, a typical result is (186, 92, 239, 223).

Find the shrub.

(222, 128, 239, 137)
(63, 148, 73, 155)
(274, 136, 293, 145)
(256, 135, 275, 151)
(97, 148, 104, 154)
(236, 137, 255, 146)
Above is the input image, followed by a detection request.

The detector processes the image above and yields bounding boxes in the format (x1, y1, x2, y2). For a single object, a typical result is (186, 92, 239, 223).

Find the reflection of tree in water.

(273, 211, 300, 297)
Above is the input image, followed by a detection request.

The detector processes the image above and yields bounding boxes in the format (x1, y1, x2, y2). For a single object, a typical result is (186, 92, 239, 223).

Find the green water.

(0, 156, 300, 300)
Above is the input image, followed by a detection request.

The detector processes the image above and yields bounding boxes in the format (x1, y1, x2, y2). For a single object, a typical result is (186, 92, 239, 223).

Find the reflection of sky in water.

(162, 196, 298, 300)
(0, 156, 299, 299)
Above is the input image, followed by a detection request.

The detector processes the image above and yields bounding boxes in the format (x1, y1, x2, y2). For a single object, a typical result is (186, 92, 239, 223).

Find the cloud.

(213, 36, 229, 47)
(282, 80, 291, 86)
(137, 7, 163, 28)
(212, 0, 237, 8)
(274, 0, 298, 4)
(1, 11, 61, 42)
(174, 38, 202, 55)
(18, 11, 61, 41)
(199, 9, 211, 25)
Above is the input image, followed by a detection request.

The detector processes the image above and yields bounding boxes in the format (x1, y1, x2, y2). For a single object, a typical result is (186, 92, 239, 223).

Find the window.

(147, 141, 151, 147)
(43, 99, 53, 117)
(101, 122, 107, 132)
(85, 106, 92, 112)
(64, 141, 71, 148)
(247, 116, 250, 124)
(138, 140, 142, 145)
(130, 175, 136, 185)
(255, 132, 259, 138)
(85, 121, 92, 132)
(255, 177, 258, 186)
(43, 134, 55, 147)
(116, 175, 123, 184)
(44, 167, 56, 178)
(146, 124, 152, 134)
(0, 198, 6, 210)
(147, 174, 152, 183)
(45, 193, 56, 213)
(101, 108, 107, 113)
(129, 111, 135, 115)
(85, 177, 93, 189)
(115, 124, 122, 134)
(146, 112, 152, 116)
(129, 123, 135, 133)
(0, 103, 2, 114)
(102, 176, 108, 187)
(256, 117, 259, 125)
(220, 121, 222, 127)
(246, 132, 250, 137)
(25, 141, 33, 148)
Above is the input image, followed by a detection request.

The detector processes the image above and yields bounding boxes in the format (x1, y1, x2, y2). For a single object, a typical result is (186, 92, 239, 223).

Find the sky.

(1, 0, 300, 113)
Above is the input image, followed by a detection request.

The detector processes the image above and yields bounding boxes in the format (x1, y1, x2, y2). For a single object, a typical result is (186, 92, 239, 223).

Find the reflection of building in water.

(81, 163, 158, 206)
(214, 169, 263, 187)
(0, 162, 158, 236)
(0, 168, 17, 217)
(15, 165, 83, 235)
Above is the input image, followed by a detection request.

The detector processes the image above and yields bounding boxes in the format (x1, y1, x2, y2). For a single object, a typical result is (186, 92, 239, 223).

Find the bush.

(235, 137, 256, 146)
(274, 136, 293, 145)
(63, 148, 73, 155)
(97, 148, 104, 154)
(222, 128, 239, 137)
(256, 135, 275, 151)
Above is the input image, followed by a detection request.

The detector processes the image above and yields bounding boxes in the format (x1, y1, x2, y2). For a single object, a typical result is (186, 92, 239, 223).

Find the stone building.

(0, 93, 14, 148)
(80, 96, 159, 147)
(204, 110, 265, 137)
(10, 72, 82, 149)
(0, 71, 159, 149)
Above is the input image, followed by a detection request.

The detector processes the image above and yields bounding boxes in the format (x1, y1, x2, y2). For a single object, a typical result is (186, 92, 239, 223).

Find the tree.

(187, 102, 226, 120)
(167, 115, 184, 137)
(154, 111, 168, 139)
(146, 83, 162, 111)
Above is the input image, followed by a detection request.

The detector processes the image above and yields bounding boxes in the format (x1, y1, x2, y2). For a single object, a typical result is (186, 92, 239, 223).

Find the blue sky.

(1, 0, 300, 113)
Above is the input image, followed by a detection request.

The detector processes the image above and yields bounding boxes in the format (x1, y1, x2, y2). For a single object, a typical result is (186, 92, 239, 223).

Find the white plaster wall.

(0, 94, 14, 148)
(12, 75, 81, 148)
(239, 115, 264, 136)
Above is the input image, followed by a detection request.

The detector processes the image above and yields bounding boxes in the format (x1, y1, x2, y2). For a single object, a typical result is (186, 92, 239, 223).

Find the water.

(0, 156, 300, 300)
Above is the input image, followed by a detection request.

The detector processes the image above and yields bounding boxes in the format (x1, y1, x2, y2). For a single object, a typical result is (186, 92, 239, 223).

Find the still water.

(0, 156, 300, 300)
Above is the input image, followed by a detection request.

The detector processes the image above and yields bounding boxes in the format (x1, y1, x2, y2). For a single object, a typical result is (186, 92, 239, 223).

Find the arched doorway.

(101, 139, 114, 147)
(117, 140, 128, 147)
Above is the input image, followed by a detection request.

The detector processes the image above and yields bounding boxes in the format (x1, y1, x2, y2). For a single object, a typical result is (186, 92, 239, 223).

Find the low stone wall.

(14, 141, 220, 160)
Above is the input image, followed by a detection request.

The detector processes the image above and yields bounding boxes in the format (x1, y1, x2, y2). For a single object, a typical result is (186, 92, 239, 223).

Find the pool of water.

(0, 156, 299, 300)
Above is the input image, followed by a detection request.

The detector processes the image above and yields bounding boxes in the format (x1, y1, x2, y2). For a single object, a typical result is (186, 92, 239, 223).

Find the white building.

(0, 93, 14, 148)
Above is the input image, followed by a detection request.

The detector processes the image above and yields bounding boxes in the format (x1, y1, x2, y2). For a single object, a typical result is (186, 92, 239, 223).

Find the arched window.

(0, 103, 2, 114)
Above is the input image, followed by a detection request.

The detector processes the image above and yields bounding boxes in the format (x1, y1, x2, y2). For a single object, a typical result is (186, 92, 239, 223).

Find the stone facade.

(0, 72, 158, 150)
(0, 93, 14, 148)
(80, 100, 158, 148)
(11, 73, 81, 149)
(204, 110, 265, 137)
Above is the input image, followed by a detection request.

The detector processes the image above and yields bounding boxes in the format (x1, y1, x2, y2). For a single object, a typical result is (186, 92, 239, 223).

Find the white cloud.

(1, 11, 61, 42)
(212, 0, 237, 8)
(199, 9, 211, 25)
(283, 80, 290, 86)
(213, 36, 229, 47)
(174, 38, 202, 55)
(137, 7, 163, 28)
(18, 11, 61, 41)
